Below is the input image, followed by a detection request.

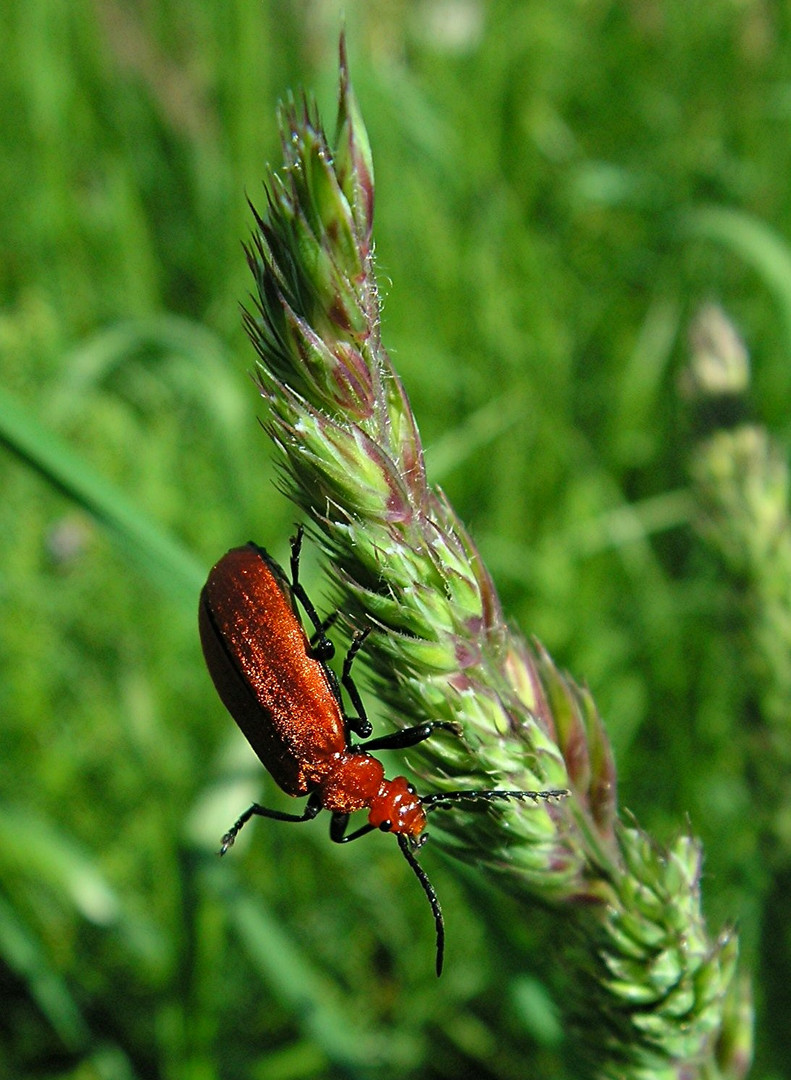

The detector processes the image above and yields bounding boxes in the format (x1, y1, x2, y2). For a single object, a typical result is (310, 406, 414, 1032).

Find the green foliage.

(243, 49, 745, 1076)
(0, 1, 788, 1077)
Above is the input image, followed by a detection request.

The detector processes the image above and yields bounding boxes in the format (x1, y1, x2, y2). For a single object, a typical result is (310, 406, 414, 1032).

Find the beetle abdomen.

(199, 545, 345, 795)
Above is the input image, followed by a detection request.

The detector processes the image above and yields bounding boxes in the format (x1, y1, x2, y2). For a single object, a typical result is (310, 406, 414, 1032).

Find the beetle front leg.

(329, 812, 377, 844)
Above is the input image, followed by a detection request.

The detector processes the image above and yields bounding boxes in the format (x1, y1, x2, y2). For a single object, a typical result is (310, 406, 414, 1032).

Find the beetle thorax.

(317, 754, 426, 836)
(318, 751, 385, 814)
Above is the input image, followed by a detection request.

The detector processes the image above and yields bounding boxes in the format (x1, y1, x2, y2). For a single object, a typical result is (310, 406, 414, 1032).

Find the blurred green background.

(2, 1, 790, 1076)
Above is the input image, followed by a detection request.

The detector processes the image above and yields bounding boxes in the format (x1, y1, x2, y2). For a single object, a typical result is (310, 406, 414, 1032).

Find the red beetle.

(199, 528, 567, 974)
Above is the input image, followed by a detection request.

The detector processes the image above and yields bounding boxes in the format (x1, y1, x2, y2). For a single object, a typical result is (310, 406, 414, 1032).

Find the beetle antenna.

(397, 833, 445, 977)
(421, 788, 569, 813)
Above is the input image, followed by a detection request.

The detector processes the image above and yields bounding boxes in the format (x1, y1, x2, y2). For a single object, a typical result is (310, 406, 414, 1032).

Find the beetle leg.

(340, 628, 374, 740)
(288, 527, 336, 661)
(289, 523, 306, 577)
(220, 789, 323, 854)
(308, 609, 339, 652)
(329, 812, 377, 844)
(356, 720, 462, 754)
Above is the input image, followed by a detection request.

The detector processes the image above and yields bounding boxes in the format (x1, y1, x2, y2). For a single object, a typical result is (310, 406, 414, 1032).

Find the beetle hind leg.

(288, 526, 336, 661)
(339, 628, 374, 740)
